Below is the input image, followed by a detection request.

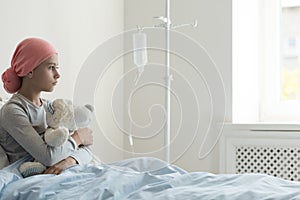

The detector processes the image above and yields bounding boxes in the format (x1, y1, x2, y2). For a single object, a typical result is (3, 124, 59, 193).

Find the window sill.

(224, 122, 300, 131)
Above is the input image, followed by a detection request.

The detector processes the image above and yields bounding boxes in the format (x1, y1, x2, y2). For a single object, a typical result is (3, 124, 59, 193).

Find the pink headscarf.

(2, 38, 57, 93)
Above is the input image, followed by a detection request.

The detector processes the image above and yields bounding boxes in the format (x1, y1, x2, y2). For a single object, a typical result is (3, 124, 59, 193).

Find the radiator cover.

(235, 146, 300, 181)
(219, 124, 300, 182)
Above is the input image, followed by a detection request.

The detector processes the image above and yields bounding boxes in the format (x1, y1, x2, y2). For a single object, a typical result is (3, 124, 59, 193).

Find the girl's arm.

(44, 146, 93, 174)
(2, 102, 92, 166)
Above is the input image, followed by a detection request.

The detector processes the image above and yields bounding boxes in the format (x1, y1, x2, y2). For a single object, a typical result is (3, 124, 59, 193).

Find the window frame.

(232, 0, 300, 123)
(260, 0, 300, 122)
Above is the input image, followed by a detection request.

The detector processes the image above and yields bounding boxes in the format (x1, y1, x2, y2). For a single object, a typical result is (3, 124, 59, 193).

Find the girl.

(0, 37, 93, 175)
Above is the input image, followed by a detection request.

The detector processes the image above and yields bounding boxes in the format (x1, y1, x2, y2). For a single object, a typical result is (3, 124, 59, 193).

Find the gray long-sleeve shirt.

(0, 93, 92, 166)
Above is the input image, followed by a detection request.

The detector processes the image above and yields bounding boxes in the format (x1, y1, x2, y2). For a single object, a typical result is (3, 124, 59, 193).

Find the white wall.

(0, 0, 124, 163)
(124, 0, 232, 173)
(0, 0, 232, 171)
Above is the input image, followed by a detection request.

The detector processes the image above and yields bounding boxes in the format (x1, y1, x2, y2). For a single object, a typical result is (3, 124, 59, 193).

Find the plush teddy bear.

(19, 99, 94, 178)
(44, 99, 94, 147)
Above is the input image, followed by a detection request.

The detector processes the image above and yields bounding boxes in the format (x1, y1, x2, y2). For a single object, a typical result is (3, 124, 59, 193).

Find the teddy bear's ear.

(85, 104, 94, 112)
(46, 99, 76, 129)
(74, 104, 94, 128)
(46, 101, 55, 115)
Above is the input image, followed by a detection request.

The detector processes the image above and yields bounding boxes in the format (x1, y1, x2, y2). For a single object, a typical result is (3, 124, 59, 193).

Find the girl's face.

(31, 54, 60, 92)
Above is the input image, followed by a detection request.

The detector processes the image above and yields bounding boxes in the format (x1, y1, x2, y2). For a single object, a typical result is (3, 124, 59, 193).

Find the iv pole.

(158, 1, 197, 162)
(132, 0, 197, 163)
(164, 0, 171, 163)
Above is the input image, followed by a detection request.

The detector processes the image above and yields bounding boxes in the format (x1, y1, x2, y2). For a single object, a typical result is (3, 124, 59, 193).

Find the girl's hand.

(72, 127, 93, 146)
(43, 157, 77, 175)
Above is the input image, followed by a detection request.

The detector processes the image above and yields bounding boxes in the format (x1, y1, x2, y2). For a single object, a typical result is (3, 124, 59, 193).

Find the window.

(281, 2, 300, 100)
(233, 0, 300, 123)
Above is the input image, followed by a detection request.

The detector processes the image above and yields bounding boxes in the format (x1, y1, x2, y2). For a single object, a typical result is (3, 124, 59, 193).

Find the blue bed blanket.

(1, 156, 300, 200)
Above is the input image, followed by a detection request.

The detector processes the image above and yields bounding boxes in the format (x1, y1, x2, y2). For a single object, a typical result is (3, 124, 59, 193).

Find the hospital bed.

(1, 153, 300, 200)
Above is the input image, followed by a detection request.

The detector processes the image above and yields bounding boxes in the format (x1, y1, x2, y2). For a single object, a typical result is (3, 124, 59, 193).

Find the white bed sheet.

(1, 156, 300, 200)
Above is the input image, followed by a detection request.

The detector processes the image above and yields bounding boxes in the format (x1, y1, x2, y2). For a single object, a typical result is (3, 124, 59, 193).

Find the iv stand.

(164, 0, 171, 163)
(160, 0, 197, 163)
(134, 0, 197, 163)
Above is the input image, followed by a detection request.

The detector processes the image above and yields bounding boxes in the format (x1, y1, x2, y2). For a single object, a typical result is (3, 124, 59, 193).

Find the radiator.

(219, 124, 300, 181)
(235, 146, 300, 181)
